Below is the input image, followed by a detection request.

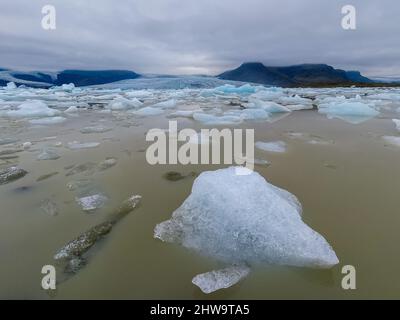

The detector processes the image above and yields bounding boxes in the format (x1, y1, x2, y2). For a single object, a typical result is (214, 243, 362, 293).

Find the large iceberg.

(155, 167, 338, 269)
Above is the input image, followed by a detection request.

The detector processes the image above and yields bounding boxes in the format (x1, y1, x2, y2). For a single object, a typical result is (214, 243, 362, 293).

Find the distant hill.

(218, 62, 373, 87)
(0, 69, 141, 87)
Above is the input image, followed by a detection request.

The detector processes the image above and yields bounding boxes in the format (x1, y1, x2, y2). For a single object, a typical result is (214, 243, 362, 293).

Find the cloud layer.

(1, 0, 399, 77)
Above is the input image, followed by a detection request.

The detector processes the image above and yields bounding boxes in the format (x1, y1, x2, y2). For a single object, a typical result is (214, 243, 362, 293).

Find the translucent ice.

(155, 167, 338, 268)
(214, 84, 257, 95)
(107, 96, 143, 110)
(2, 100, 60, 118)
(318, 101, 379, 124)
(67, 141, 100, 150)
(383, 136, 400, 147)
(75, 194, 108, 212)
(255, 141, 287, 153)
(193, 112, 242, 125)
(151, 99, 177, 109)
(192, 265, 251, 294)
(133, 106, 164, 116)
(29, 116, 66, 125)
(392, 119, 400, 132)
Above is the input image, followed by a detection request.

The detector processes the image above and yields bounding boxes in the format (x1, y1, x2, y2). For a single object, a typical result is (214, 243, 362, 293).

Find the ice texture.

(255, 141, 287, 153)
(67, 141, 100, 150)
(383, 136, 400, 147)
(193, 112, 242, 125)
(192, 265, 251, 294)
(29, 116, 66, 125)
(154, 167, 339, 268)
(75, 194, 108, 211)
(107, 96, 142, 110)
(133, 106, 164, 116)
(392, 119, 400, 132)
(318, 101, 379, 124)
(1, 100, 60, 118)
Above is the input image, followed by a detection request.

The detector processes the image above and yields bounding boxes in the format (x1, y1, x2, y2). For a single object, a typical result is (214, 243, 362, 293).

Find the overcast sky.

(0, 0, 399, 77)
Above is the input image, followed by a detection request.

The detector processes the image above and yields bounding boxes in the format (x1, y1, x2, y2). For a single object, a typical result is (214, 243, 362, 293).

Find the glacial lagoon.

(1, 79, 400, 298)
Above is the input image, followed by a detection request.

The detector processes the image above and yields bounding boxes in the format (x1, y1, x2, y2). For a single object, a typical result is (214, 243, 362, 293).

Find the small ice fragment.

(98, 158, 117, 171)
(6, 82, 17, 90)
(80, 126, 112, 134)
(193, 113, 242, 125)
(40, 199, 59, 216)
(255, 141, 287, 153)
(67, 141, 100, 150)
(133, 106, 164, 116)
(192, 265, 251, 294)
(22, 142, 32, 150)
(75, 194, 108, 211)
(64, 106, 79, 113)
(151, 99, 177, 109)
(383, 136, 400, 147)
(392, 119, 400, 132)
(29, 117, 66, 125)
(107, 96, 143, 110)
(37, 148, 60, 160)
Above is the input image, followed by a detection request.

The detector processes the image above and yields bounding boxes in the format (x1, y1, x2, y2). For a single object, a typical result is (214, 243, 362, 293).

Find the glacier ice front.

(155, 167, 338, 269)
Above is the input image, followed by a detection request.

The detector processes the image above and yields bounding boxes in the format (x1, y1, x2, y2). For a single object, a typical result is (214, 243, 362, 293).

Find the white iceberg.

(2, 100, 60, 118)
(318, 101, 379, 124)
(151, 99, 177, 109)
(383, 136, 400, 147)
(155, 167, 338, 269)
(214, 84, 257, 95)
(255, 141, 287, 153)
(107, 96, 143, 110)
(392, 119, 400, 132)
(6, 82, 17, 90)
(133, 106, 164, 116)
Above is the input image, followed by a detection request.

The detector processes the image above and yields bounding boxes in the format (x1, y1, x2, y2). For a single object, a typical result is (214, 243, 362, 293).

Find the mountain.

(55, 70, 140, 86)
(218, 62, 373, 87)
(0, 69, 141, 87)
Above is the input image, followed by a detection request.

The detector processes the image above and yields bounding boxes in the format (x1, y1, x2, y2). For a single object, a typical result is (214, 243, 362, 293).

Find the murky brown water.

(1, 106, 400, 299)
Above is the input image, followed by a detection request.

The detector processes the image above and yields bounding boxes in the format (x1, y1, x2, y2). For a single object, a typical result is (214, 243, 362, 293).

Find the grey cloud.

(0, 0, 399, 77)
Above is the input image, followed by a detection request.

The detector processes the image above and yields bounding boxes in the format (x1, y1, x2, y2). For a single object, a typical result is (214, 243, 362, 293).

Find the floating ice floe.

(107, 96, 143, 110)
(214, 84, 257, 95)
(98, 158, 117, 170)
(133, 106, 164, 116)
(37, 147, 60, 160)
(1, 100, 60, 118)
(193, 112, 242, 125)
(318, 101, 379, 124)
(392, 119, 400, 132)
(151, 99, 177, 109)
(192, 265, 251, 294)
(67, 141, 100, 150)
(286, 132, 334, 145)
(6, 82, 17, 90)
(29, 116, 66, 125)
(255, 141, 287, 153)
(75, 193, 108, 211)
(225, 109, 270, 121)
(279, 95, 313, 106)
(383, 136, 400, 147)
(155, 167, 338, 293)
(168, 109, 201, 118)
(80, 126, 112, 134)
(64, 106, 79, 113)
